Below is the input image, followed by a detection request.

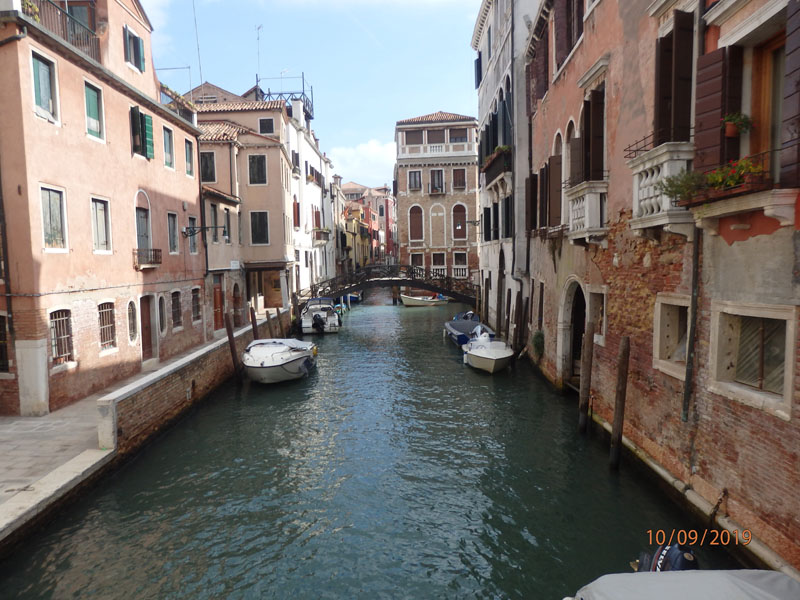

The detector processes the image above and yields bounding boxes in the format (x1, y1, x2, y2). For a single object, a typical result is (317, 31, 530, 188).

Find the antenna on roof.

(256, 25, 263, 99)
(191, 0, 204, 98)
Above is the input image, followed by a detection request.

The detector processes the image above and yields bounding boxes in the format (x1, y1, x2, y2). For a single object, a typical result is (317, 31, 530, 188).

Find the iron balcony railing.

(25, 0, 100, 61)
(623, 126, 694, 160)
(133, 248, 162, 269)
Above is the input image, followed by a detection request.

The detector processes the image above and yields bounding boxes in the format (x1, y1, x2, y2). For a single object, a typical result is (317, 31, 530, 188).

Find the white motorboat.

(301, 298, 341, 334)
(242, 338, 317, 384)
(400, 293, 448, 306)
(462, 332, 514, 373)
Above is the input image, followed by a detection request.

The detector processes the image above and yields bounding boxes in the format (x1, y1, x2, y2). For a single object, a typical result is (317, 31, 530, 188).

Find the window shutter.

(138, 37, 145, 72)
(130, 106, 141, 153)
(475, 51, 482, 89)
(525, 63, 532, 116)
(123, 26, 129, 63)
(554, 0, 568, 67)
(538, 165, 548, 228)
(32, 58, 42, 108)
(143, 114, 154, 159)
(569, 137, 584, 184)
(654, 34, 673, 145)
(85, 85, 98, 121)
(672, 10, 694, 142)
(782, 0, 800, 186)
(293, 201, 300, 228)
(548, 155, 562, 226)
(582, 98, 591, 180)
(483, 206, 491, 242)
(410, 207, 422, 240)
(590, 89, 605, 180)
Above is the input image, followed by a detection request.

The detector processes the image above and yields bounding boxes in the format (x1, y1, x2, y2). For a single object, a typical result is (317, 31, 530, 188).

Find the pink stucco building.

(0, 0, 205, 415)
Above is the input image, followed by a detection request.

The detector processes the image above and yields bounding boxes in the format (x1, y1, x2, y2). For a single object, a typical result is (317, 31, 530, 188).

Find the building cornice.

(471, 0, 493, 50)
(577, 53, 610, 89)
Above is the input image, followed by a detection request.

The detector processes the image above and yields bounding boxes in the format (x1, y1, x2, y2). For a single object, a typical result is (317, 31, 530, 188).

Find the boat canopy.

(569, 570, 800, 600)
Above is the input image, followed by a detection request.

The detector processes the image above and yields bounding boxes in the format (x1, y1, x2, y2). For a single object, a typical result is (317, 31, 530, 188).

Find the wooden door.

(136, 207, 149, 249)
(140, 296, 153, 360)
(213, 286, 223, 330)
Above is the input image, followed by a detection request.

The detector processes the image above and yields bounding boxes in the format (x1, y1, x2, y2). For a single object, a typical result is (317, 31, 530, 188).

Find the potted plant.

(655, 169, 706, 204)
(721, 112, 753, 138)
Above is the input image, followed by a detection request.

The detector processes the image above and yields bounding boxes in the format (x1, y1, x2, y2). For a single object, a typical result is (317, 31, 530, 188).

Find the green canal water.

(0, 289, 738, 598)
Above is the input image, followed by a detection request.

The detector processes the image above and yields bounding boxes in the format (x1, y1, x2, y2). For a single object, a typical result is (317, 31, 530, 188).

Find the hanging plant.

(721, 112, 753, 137)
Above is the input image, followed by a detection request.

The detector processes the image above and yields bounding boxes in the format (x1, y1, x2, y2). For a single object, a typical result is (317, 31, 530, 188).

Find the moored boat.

(462, 332, 514, 373)
(400, 293, 448, 306)
(444, 312, 493, 347)
(301, 298, 341, 334)
(242, 338, 317, 384)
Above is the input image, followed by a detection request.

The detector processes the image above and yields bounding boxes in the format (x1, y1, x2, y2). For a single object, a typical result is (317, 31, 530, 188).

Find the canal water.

(0, 289, 738, 599)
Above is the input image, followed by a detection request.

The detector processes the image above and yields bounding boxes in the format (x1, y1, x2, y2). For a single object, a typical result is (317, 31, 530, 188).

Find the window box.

(481, 147, 512, 185)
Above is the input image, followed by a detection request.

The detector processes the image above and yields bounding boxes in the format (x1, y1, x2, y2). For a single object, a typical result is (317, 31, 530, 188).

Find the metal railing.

(26, 0, 100, 61)
(623, 127, 693, 160)
(133, 248, 162, 269)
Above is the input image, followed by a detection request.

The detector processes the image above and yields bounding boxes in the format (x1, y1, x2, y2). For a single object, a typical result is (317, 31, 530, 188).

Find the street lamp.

(182, 225, 229, 242)
(455, 219, 481, 231)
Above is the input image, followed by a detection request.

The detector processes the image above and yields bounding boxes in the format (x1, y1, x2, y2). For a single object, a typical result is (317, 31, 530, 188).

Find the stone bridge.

(299, 264, 477, 306)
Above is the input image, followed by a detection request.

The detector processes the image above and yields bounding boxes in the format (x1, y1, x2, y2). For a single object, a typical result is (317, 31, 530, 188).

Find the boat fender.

(462, 352, 468, 364)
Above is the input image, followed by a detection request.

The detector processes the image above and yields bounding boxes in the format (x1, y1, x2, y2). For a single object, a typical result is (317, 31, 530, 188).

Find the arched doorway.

(496, 250, 505, 337)
(569, 287, 586, 387)
(557, 278, 587, 389)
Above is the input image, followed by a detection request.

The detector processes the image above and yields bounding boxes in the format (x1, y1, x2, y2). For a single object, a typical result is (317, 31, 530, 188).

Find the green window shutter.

(33, 57, 42, 108)
(144, 114, 154, 159)
(138, 37, 145, 72)
(123, 27, 129, 63)
(85, 84, 100, 137)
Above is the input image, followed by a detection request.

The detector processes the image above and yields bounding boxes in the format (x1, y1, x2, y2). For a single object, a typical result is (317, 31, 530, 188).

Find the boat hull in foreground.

(401, 294, 448, 306)
(242, 339, 317, 384)
(462, 336, 514, 373)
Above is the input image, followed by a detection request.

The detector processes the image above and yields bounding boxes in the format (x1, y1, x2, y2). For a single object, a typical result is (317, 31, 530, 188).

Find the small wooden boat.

(462, 332, 514, 373)
(400, 293, 448, 306)
(242, 339, 317, 384)
(443, 312, 493, 347)
(301, 298, 341, 333)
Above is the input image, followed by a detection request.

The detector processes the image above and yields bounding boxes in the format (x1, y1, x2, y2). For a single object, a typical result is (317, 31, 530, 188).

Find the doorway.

(569, 286, 586, 386)
(496, 250, 505, 337)
(140, 295, 154, 361)
(213, 274, 224, 330)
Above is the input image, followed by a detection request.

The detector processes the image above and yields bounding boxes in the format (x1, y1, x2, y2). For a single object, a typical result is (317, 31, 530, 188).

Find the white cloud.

(329, 140, 396, 188)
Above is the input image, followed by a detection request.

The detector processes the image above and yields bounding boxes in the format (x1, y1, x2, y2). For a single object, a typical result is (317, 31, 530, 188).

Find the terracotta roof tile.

(197, 120, 251, 142)
(195, 100, 285, 113)
(396, 111, 476, 125)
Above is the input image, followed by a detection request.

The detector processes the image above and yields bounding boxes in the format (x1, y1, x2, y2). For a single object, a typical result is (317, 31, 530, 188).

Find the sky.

(141, 0, 483, 188)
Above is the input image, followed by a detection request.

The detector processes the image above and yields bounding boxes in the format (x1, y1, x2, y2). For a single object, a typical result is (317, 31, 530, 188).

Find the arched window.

(409, 206, 423, 241)
(127, 301, 137, 342)
(453, 204, 466, 239)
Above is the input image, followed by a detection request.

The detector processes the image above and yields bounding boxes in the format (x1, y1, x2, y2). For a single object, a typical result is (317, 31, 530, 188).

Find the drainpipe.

(198, 136, 209, 277)
(682, 6, 706, 422)
(0, 154, 14, 337)
(0, 25, 27, 48)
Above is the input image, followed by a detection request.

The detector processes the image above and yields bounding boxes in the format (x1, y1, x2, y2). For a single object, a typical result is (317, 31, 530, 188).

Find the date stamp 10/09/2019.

(647, 529, 752, 547)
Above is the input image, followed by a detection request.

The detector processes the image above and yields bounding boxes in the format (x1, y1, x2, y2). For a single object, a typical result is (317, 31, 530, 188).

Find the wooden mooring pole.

(265, 309, 275, 339)
(577, 321, 596, 435)
(225, 312, 241, 378)
(278, 308, 286, 338)
(609, 336, 631, 470)
(249, 306, 260, 341)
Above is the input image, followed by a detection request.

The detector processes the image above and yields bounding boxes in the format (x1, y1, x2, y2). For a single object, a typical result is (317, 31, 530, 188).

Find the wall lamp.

(455, 219, 481, 231)
(182, 225, 228, 239)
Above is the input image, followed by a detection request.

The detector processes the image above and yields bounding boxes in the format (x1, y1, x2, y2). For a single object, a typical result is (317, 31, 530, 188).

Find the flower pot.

(724, 121, 739, 138)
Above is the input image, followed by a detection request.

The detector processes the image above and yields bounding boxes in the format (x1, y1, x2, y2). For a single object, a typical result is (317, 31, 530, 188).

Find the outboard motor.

(312, 313, 326, 333)
(636, 543, 698, 572)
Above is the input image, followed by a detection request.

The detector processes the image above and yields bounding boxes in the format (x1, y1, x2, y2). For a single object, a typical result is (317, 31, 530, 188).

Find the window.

(453, 204, 467, 239)
(710, 301, 795, 419)
(135, 207, 150, 249)
(654, 294, 689, 379)
(483, 206, 491, 242)
(454, 252, 467, 265)
(0, 316, 8, 372)
(405, 130, 423, 145)
(409, 170, 422, 190)
(158, 296, 166, 334)
(251, 211, 269, 244)
(430, 169, 444, 193)
(238, 212, 243, 244)
(49, 309, 73, 364)
(127, 301, 137, 342)
(653, 11, 694, 145)
(130, 106, 154, 158)
(123, 26, 145, 72)
(171, 291, 182, 328)
(492, 202, 499, 240)
(224, 209, 231, 244)
(249, 154, 267, 185)
(531, 22, 550, 107)
(293, 198, 300, 228)
(411, 253, 424, 267)
(427, 129, 445, 144)
(41, 187, 66, 249)
(32, 53, 57, 121)
(502, 196, 513, 238)
(200, 151, 216, 182)
(168, 213, 178, 253)
(453, 168, 466, 189)
(259, 118, 274, 134)
(91, 198, 110, 252)
(555, 0, 584, 68)
(450, 129, 468, 143)
(188, 216, 197, 254)
(84, 82, 102, 138)
(163, 127, 174, 168)
(751, 34, 786, 182)
(409, 206, 423, 240)
(379, 205, 384, 217)
(191, 289, 201, 321)
(185, 140, 194, 176)
(432, 253, 445, 266)
(210, 204, 219, 242)
(98, 302, 116, 350)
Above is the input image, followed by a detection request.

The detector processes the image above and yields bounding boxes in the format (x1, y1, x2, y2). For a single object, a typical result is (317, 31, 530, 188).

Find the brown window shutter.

(672, 10, 694, 142)
(569, 137, 584, 184)
(694, 47, 727, 171)
(293, 200, 300, 228)
(539, 165, 548, 228)
(590, 89, 605, 180)
(554, 0, 568, 67)
(654, 34, 674, 146)
(525, 62, 533, 117)
(526, 174, 538, 231)
(548, 155, 562, 226)
(582, 98, 591, 179)
(782, 0, 800, 186)
(410, 207, 422, 240)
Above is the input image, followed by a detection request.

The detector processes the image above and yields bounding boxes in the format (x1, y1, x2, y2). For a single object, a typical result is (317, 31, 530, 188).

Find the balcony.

(566, 180, 609, 246)
(24, 0, 100, 62)
(397, 142, 477, 159)
(481, 147, 512, 187)
(452, 266, 469, 279)
(313, 228, 330, 247)
(133, 248, 162, 270)
(627, 141, 695, 238)
(430, 266, 447, 278)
